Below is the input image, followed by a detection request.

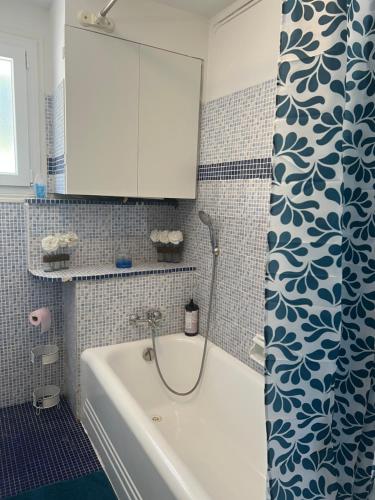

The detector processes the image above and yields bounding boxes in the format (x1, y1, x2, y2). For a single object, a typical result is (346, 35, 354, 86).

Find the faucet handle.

(147, 309, 162, 323)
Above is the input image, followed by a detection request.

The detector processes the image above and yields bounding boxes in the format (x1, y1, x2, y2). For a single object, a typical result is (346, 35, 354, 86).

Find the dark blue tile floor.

(0, 399, 102, 499)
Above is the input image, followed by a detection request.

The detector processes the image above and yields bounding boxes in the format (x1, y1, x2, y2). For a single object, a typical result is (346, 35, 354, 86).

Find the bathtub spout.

(143, 347, 155, 362)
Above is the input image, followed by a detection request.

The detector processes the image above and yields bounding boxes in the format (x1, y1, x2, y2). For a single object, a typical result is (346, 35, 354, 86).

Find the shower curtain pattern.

(265, 1, 375, 498)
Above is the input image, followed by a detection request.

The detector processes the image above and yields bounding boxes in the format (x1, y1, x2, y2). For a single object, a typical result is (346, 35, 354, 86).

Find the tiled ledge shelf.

(29, 263, 196, 283)
(24, 197, 178, 207)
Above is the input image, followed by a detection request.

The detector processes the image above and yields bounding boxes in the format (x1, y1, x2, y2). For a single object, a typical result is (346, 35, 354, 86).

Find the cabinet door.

(138, 46, 201, 199)
(65, 27, 139, 197)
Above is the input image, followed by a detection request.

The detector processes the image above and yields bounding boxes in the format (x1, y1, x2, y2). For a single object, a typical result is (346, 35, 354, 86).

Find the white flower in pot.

(41, 235, 60, 253)
(168, 231, 183, 245)
(159, 230, 170, 245)
(150, 230, 161, 243)
(59, 231, 79, 248)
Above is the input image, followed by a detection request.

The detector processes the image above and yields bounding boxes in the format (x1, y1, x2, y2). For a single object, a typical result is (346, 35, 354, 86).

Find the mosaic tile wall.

(0, 204, 64, 409)
(63, 283, 76, 413)
(180, 78, 277, 371)
(27, 201, 180, 270)
(1, 199, 185, 409)
(64, 272, 194, 414)
(46, 81, 65, 194)
(200, 80, 276, 165)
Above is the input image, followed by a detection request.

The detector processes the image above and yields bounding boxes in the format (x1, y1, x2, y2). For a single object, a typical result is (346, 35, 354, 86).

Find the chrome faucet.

(129, 309, 162, 328)
(130, 310, 162, 363)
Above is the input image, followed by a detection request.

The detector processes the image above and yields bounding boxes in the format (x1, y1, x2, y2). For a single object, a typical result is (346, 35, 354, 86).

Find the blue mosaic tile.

(0, 399, 101, 499)
(200, 79, 276, 165)
(47, 155, 65, 175)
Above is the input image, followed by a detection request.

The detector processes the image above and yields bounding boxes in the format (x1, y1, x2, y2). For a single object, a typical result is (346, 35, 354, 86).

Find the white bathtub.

(81, 334, 266, 500)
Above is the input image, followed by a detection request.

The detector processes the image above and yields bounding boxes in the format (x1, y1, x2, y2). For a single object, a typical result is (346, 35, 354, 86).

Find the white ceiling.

(27, 0, 236, 18)
(153, 0, 237, 17)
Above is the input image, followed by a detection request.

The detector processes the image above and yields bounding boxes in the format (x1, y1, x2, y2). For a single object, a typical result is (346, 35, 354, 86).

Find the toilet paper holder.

(31, 345, 60, 414)
(29, 308, 60, 414)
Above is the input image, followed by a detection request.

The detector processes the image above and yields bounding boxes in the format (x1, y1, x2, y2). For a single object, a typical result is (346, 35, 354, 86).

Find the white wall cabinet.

(60, 27, 202, 199)
(138, 46, 201, 199)
(65, 27, 139, 197)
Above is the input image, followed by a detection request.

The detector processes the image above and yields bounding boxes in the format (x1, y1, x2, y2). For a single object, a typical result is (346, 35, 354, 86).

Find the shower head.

(199, 211, 219, 256)
(199, 210, 213, 227)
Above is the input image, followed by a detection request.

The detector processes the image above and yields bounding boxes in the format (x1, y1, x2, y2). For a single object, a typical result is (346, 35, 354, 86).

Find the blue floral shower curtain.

(265, 1, 375, 498)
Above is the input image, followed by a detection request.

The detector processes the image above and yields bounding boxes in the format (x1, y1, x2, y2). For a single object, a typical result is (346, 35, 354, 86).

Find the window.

(0, 34, 39, 188)
(0, 56, 17, 175)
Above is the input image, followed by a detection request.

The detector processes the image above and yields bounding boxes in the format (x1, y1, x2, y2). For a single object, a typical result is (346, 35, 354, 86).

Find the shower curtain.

(265, 1, 375, 498)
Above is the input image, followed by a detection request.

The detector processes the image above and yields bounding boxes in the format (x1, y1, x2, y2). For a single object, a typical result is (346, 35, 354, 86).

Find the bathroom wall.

(26, 200, 179, 269)
(0, 0, 208, 409)
(1, 195, 188, 409)
(64, 271, 194, 413)
(203, 0, 280, 102)
(45, 80, 65, 193)
(180, 0, 280, 370)
(0, 203, 64, 407)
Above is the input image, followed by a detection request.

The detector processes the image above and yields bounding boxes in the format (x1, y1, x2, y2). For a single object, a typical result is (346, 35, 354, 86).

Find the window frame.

(0, 32, 42, 191)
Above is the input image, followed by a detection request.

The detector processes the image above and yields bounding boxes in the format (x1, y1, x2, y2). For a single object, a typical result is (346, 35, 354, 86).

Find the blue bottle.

(34, 174, 47, 199)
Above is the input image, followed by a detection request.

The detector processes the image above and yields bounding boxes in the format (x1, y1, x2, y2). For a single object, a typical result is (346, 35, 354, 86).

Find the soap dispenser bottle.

(185, 299, 199, 336)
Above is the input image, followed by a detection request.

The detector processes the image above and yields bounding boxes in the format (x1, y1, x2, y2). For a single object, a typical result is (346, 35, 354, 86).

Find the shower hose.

(150, 251, 218, 396)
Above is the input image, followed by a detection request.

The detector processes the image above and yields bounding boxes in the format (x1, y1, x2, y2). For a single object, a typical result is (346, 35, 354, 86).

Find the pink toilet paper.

(29, 308, 51, 333)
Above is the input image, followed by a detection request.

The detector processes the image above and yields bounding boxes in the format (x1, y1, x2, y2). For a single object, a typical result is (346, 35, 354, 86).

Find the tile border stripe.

(198, 158, 272, 181)
(47, 155, 66, 175)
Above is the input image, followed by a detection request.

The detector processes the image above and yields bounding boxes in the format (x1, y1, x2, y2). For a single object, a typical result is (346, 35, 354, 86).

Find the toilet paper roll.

(29, 308, 51, 333)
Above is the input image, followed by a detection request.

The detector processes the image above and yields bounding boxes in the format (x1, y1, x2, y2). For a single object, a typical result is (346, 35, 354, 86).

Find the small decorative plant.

(150, 230, 183, 263)
(41, 232, 79, 272)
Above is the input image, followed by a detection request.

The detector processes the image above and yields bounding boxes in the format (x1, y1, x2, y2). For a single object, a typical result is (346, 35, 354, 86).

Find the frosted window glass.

(0, 57, 17, 175)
